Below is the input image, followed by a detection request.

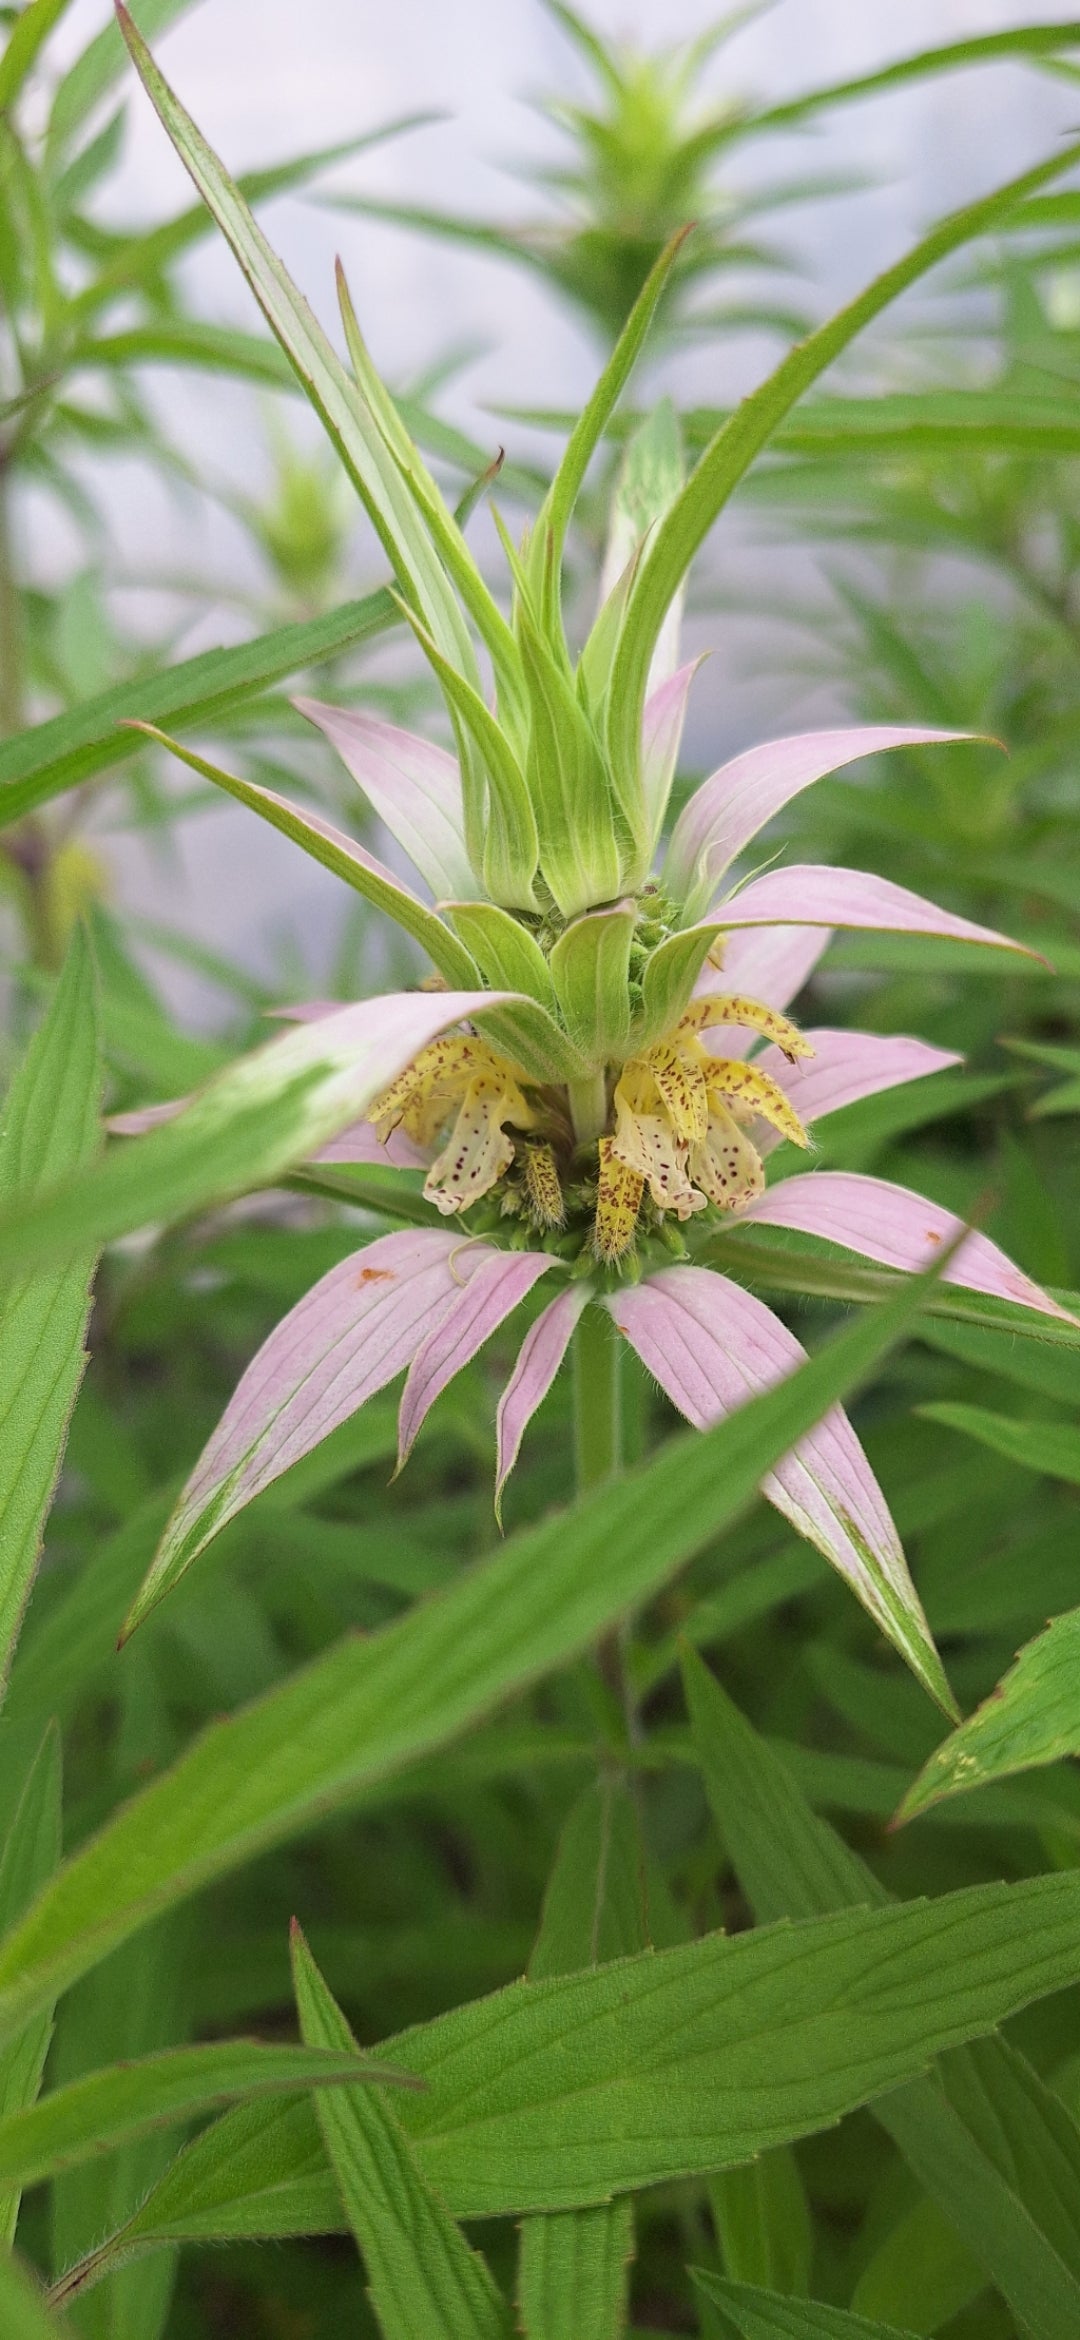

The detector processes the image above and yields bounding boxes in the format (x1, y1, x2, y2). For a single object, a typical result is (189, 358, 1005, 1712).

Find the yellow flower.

(372, 1036, 537, 1215)
(599, 992, 814, 1258)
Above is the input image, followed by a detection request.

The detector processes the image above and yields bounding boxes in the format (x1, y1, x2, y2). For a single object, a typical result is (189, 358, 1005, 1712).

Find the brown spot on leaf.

(356, 1267, 396, 1286)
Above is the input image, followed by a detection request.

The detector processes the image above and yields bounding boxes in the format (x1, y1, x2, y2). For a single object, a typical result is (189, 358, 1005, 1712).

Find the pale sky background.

(33, 0, 1080, 1010)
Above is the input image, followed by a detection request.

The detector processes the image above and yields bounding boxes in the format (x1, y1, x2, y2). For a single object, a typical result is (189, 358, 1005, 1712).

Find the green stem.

(0, 459, 25, 738)
(573, 1300, 622, 1492)
(568, 1069, 608, 1147)
(574, 1303, 642, 1749)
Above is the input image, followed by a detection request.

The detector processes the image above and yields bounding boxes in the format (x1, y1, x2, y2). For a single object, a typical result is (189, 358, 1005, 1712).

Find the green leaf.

(709, 2149, 812, 2303)
(0, 928, 100, 1687)
(0, 590, 396, 828)
(69, 117, 437, 316)
(334, 262, 528, 743)
(850, 2196, 982, 2334)
(291, 1925, 511, 2339)
(74, 319, 294, 386)
(0, 1729, 61, 2244)
(47, 0, 198, 153)
(691, 2273, 917, 2339)
(549, 903, 636, 1060)
(291, 1874, 1080, 2215)
(0, 0, 74, 113)
(0, 2250, 68, 2340)
(683, 1656, 1080, 2340)
(0, 2040, 412, 2195)
(606, 137, 1080, 787)
(116, 7, 477, 684)
(918, 1318, 1080, 1405)
(56, 1872, 1080, 2235)
(0, 1256, 945, 2044)
(127, 724, 481, 988)
(517, 1779, 646, 2339)
(901, 1609, 1080, 1819)
(753, 22, 1080, 133)
(917, 1402, 1080, 1485)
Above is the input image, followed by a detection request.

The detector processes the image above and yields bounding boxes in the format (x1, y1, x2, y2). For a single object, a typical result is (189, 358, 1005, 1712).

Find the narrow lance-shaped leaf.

(607, 137, 1080, 789)
(0, 1253, 952, 2045)
(299, 1874, 1080, 2216)
(916, 1403, 1080, 1482)
(0, 0, 74, 113)
(292, 1925, 512, 2339)
(528, 228, 689, 636)
(0, 2040, 416, 2195)
(752, 21, 1080, 135)
(54, 1860, 1080, 2276)
(335, 261, 529, 745)
(0, 927, 100, 1689)
(0, 589, 396, 829)
(691, 2272, 918, 2340)
(0, 1729, 62, 2245)
(900, 1609, 1080, 1821)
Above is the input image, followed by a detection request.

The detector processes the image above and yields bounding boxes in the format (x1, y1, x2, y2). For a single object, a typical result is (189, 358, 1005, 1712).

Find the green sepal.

(526, 228, 690, 631)
(473, 999, 588, 1087)
(392, 598, 541, 911)
(549, 902, 636, 1063)
(576, 543, 642, 721)
(445, 904, 559, 1017)
(631, 920, 726, 1049)
(517, 609, 628, 918)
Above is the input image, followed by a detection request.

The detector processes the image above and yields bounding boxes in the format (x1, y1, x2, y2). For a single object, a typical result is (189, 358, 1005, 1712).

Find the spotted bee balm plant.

(5, 10, 1080, 2337)
(96, 8, 1077, 1723)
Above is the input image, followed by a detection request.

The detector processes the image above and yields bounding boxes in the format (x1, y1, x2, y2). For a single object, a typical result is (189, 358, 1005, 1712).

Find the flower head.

(117, 242, 1072, 1705)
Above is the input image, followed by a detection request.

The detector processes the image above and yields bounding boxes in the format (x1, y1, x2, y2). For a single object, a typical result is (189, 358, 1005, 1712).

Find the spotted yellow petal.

(681, 993, 815, 1062)
(689, 1105, 766, 1210)
(706, 1057, 812, 1150)
(594, 1139, 644, 1263)
(424, 1076, 520, 1213)
(644, 1040, 710, 1141)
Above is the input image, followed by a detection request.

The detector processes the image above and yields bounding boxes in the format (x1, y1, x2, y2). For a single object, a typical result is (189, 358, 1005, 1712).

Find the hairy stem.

(568, 1068, 608, 1147)
(575, 1302, 642, 1749)
(573, 1299, 622, 1493)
